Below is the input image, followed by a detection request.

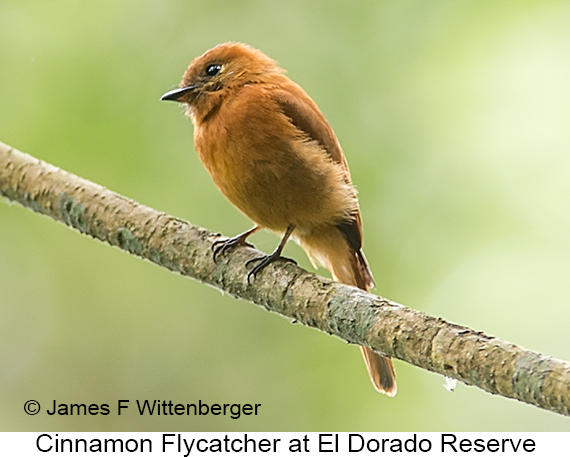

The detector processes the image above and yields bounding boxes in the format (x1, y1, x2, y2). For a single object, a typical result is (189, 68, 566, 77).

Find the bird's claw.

(246, 254, 297, 284)
(212, 236, 254, 263)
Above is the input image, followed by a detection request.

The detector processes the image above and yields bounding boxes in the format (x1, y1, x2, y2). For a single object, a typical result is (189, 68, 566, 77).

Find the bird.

(161, 42, 396, 396)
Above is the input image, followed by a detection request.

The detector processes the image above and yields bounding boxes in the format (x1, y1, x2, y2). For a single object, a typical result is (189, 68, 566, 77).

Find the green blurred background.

(1, 0, 570, 431)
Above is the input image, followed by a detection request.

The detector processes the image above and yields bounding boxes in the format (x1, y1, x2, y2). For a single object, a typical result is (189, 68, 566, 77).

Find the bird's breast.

(193, 87, 358, 233)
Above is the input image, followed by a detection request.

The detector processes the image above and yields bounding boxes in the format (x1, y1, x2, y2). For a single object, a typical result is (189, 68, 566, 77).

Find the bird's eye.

(205, 64, 222, 77)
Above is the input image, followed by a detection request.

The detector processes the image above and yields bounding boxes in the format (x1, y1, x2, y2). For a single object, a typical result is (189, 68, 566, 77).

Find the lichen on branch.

(1, 140, 569, 417)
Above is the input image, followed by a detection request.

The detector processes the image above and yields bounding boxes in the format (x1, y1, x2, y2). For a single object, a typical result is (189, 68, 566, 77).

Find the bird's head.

(161, 42, 283, 119)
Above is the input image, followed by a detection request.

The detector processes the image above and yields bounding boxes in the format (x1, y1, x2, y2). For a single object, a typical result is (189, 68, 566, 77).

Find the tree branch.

(1, 140, 569, 417)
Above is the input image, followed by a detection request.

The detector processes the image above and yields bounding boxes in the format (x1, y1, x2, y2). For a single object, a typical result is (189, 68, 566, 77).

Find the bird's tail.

(298, 229, 397, 397)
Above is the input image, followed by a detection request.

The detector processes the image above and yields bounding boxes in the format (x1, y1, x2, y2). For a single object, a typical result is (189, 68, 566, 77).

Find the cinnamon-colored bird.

(161, 42, 396, 396)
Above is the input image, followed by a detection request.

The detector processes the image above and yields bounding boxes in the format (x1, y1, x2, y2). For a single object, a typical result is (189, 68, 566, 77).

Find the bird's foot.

(246, 253, 297, 284)
(212, 232, 255, 263)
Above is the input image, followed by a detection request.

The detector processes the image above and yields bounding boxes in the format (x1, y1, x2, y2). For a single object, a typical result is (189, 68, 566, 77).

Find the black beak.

(160, 85, 197, 102)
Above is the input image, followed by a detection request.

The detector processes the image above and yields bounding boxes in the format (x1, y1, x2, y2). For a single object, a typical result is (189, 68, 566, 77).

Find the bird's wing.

(273, 84, 365, 254)
(273, 85, 348, 170)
